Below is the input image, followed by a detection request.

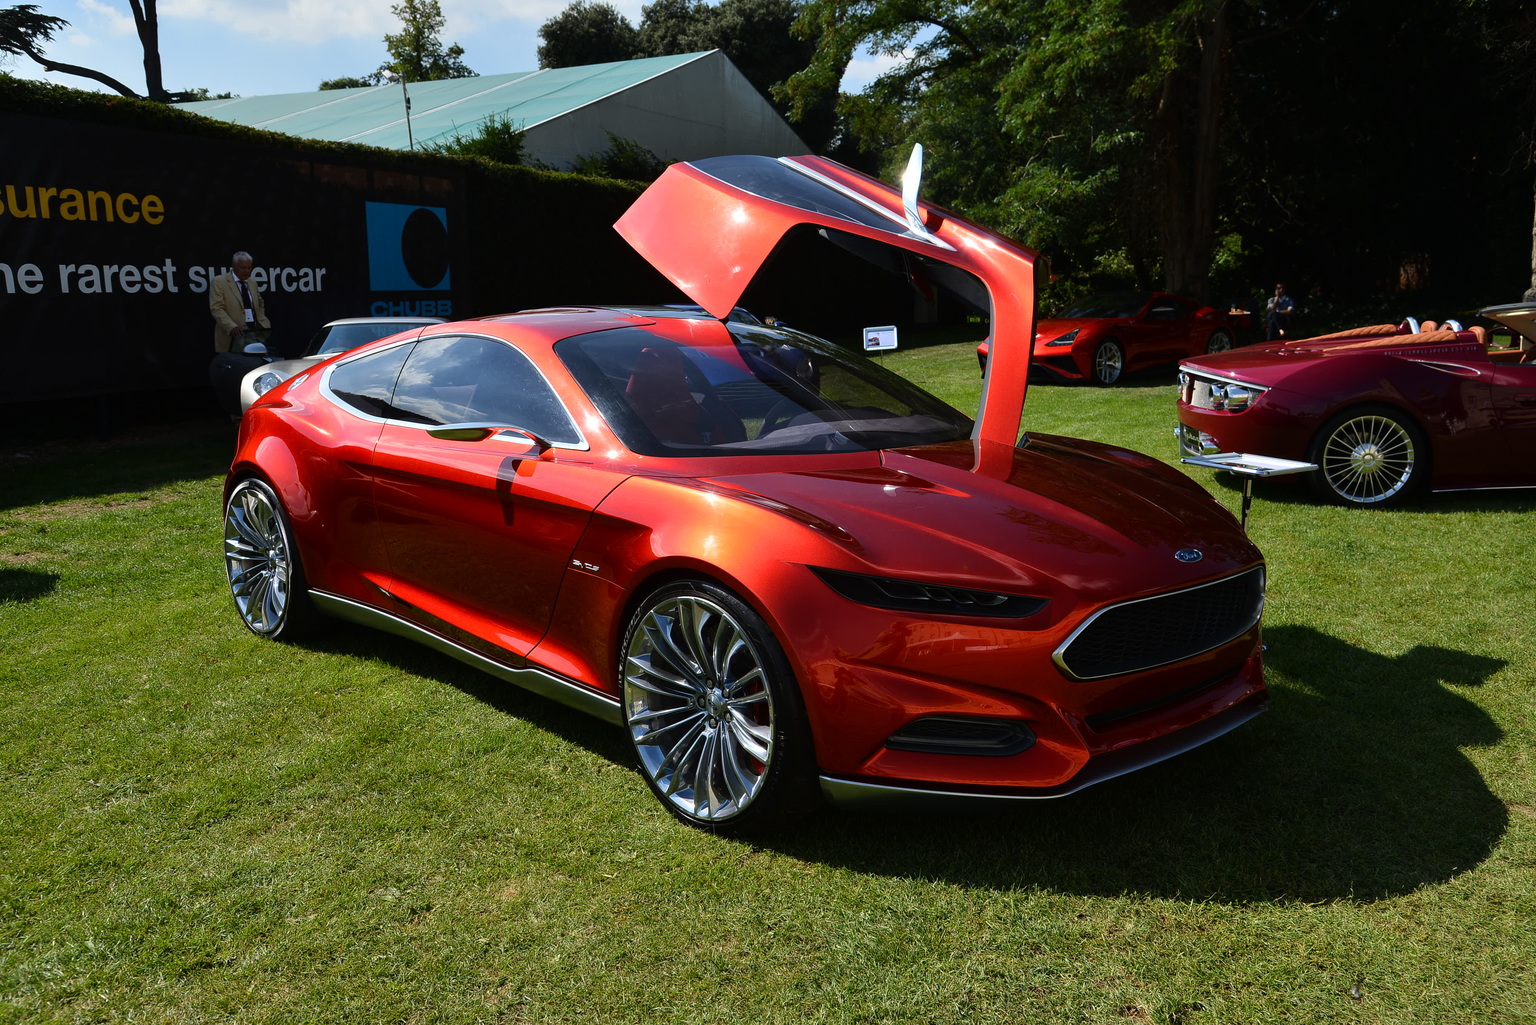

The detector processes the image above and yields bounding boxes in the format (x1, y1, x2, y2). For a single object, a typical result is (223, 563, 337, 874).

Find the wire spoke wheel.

(223, 478, 316, 638)
(1313, 409, 1422, 506)
(623, 582, 810, 829)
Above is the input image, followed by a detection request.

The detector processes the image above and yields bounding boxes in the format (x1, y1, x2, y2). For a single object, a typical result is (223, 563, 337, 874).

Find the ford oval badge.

(1175, 548, 1204, 563)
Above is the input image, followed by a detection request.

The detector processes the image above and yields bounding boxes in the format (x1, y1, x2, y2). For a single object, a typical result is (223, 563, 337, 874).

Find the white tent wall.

(518, 51, 809, 169)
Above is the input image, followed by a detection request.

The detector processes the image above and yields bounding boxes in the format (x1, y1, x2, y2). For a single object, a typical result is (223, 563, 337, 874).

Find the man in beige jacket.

(209, 251, 271, 352)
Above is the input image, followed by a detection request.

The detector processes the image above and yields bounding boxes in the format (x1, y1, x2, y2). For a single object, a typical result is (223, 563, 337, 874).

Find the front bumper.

(819, 688, 1268, 809)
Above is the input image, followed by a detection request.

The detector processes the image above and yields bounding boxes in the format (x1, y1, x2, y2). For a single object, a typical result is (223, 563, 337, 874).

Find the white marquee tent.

(177, 51, 809, 169)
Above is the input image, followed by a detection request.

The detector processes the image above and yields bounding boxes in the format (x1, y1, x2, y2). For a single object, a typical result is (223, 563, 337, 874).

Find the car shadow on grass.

(766, 624, 1507, 904)
(302, 621, 632, 763)
(0, 418, 234, 512)
(0, 567, 60, 604)
(299, 618, 1507, 904)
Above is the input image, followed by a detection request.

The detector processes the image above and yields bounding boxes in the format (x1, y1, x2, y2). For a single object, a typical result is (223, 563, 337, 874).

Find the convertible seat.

(624, 346, 746, 446)
(1285, 324, 1399, 344)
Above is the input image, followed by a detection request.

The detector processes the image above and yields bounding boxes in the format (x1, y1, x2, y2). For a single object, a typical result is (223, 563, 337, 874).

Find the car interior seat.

(625, 346, 746, 446)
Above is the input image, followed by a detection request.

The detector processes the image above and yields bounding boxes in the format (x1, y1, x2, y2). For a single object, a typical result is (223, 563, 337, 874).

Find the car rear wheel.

(223, 478, 321, 640)
(1307, 406, 1427, 508)
(1205, 329, 1234, 354)
(622, 580, 817, 833)
(1092, 339, 1124, 386)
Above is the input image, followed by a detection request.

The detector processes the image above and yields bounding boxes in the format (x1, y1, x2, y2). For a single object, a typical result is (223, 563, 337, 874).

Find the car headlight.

(811, 567, 1048, 619)
(251, 372, 286, 397)
(1209, 382, 1260, 411)
(1044, 328, 1080, 347)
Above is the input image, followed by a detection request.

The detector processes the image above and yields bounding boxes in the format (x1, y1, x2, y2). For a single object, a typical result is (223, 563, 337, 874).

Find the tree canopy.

(378, 0, 474, 82)
(786, 0, 1531, 307)
(1, 1, 201, 101)
(318, 0, 475, 89)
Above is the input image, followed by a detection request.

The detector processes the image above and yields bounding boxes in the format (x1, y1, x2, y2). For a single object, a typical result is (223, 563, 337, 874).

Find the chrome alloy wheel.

(223, 479, 298, 636)
(624, 592, 776, 823)
(1319, 413, 1417, 504)
(1093, 340, 1124, 385)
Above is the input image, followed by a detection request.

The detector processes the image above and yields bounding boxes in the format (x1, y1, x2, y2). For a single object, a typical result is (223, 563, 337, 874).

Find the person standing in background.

(210, 251, 271, 353)
(1265, 282, 1295, 341)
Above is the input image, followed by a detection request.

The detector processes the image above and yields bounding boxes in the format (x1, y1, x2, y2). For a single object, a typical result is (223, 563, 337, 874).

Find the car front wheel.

(1205, 329, 1234, 354)
(1307, 406, 1427, 508)
(1091, 339, 1124, 386)
(621, 580, 817, 833)
(223, 477, 321, 640)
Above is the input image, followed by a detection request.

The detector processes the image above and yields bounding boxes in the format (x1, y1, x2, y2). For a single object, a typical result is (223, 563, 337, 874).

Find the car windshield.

(1060, 293, 1150, 319)
(557, 322, 973, 457)
(307, 321, 428, 358)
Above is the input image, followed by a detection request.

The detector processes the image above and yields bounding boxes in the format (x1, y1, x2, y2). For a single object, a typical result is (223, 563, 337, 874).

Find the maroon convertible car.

(1177, 303, 1536, 507)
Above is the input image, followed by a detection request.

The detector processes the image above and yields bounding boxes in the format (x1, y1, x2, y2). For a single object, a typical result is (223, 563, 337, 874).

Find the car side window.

(392, 335, 582, 445)
(328, 343, 414, 418)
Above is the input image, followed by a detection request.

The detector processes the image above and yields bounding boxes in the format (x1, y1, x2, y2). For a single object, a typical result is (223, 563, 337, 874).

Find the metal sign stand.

(1179, 453, 1318, 532)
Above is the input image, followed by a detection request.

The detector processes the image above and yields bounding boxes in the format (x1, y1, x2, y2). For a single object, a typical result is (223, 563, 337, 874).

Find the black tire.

(1306, 405, 1428, 508)
(621, 579, 818, 833)
(223, 477, 322, 640)
(1205, 329, 1234, 354)
(1091, 339, 1125, 386)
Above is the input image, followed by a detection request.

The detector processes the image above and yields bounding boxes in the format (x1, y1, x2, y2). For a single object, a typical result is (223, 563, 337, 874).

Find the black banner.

(0, 112, 468, 404)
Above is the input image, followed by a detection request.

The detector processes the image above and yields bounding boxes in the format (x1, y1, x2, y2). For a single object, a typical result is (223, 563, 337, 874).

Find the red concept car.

(224, 149, 1268, 833)
(1177, 304, 1536, 508)
(978, 291, 1246, 385)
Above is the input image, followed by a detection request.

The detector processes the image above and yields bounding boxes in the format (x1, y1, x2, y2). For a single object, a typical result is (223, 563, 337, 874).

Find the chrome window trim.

(319, 332, 590, 451)
(1051, 565, 1266, 681)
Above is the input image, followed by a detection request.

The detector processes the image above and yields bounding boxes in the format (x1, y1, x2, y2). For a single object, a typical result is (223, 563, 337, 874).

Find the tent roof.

(177, 51, 719, 152)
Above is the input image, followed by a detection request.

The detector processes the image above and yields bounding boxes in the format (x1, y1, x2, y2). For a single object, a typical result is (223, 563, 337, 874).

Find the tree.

(423, 113, 528, 165)
(787, 0, 1519, 306)
(319, 76, 376, 91)
(572, 131, 668, 179)
(378, 0, 474, 82)
(0, 1, 182, 100)
(537, 1, 640, 68)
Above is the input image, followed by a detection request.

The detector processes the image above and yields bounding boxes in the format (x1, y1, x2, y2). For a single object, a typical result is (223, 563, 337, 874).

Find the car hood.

(702, 439, 1259, 605)
(1479, 301, 1536, 342)
(259, 356, 322, 380)
(1034, 317, 1105, 340)
(1182, 330, 1484, 388)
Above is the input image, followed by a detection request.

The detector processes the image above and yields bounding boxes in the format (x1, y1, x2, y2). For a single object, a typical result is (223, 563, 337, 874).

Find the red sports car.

(978, 291, 1246, 385)
(224, 149, 1267, 833)
(1177, 304, 1536, 508)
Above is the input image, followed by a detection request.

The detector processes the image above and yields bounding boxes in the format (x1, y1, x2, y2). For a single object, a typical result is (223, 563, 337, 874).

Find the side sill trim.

(310, 591, 623, 726)
(818, 691, 1267, 810)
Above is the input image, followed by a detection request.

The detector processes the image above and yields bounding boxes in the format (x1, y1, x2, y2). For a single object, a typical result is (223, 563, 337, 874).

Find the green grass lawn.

(2, 349, 1533, 1024)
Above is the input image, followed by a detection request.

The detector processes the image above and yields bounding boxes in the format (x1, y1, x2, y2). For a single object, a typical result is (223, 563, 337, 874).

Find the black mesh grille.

(1055, 567, 1264, 680)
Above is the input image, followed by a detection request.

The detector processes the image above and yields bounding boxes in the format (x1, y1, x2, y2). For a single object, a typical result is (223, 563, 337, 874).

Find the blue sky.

(7, 0, 898, 100)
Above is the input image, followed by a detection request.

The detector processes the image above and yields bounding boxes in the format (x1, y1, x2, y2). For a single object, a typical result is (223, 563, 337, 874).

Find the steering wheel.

(759, 398, 807, 437)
